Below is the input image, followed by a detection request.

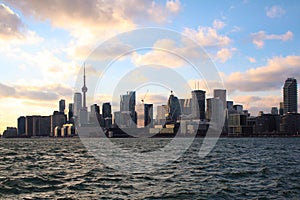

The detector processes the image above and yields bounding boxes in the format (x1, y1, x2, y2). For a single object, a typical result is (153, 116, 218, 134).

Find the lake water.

(0, 138, 299, 199)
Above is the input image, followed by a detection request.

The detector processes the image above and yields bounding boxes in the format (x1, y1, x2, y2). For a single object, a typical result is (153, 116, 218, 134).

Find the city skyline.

(0, 1, 300, 133)
(3, 76, 298, 137)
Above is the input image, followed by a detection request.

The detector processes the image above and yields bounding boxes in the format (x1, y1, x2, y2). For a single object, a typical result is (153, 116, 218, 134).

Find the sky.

(0, 0, 300, 133)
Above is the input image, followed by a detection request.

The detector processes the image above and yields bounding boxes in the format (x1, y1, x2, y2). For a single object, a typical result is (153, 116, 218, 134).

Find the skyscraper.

(90, 104, 100, 125)
(271, 107, 278, 115)
(59, 99, 65, 113)
(206, 98, 223, 123)
(279, 102, 284, 116)
(17, 116, 26, 136)
(51, 111, 67, 136)
(102, 102, 112, 128)
(283, 78, 298, 114)
(191, 90, 206, 120)
(73, 92, 82, 117)
(167, 91, 181, 122)
(120, 91, 136, 114)
(156, 105, 168, 125)
(120, 91, 136, 127)
(136, 103, 153, 128)
(68, 103, 74, 123)
(214, 89, 226, 110)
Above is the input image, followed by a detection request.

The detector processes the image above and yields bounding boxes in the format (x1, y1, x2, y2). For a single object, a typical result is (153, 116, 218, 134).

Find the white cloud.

(251, 30, 293, 48)
(166, 0, 181, 14)
(216, 48, 236, 63)
(131, 38, 206, 68)
(183, 20, 230, 48)
(266, 5, 285, 18)
(3, 0, 182, 61)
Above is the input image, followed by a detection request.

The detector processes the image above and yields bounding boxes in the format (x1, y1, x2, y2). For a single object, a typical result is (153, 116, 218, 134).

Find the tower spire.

(82, 63, 88, 109)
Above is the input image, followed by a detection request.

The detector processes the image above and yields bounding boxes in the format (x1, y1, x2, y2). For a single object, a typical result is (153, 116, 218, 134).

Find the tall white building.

(214, 89, 226, 110)
(73, 92, 82, 117)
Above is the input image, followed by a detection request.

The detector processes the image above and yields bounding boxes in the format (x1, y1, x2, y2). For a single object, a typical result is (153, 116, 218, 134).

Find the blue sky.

(0, 0, 299, 132)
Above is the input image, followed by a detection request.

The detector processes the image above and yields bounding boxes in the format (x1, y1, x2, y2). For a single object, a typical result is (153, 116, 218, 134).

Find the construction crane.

(141, 89, 149, 103)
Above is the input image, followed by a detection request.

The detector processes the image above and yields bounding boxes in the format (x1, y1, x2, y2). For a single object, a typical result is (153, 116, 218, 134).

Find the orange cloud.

(225, 55, 300, 92)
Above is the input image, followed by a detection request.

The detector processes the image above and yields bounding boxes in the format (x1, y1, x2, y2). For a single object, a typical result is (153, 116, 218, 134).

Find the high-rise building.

(279, 102, 284, 116)
(102, 103, 112, 118)
(68, 103, 74, 123)
(191, 90, 206, 120)
(214, 89, 226, 110)
(25, 115, 51, 137)
(73, 92, 82, 117)
(207, 98, 225, 124)
(136, 103, 153, 128)
(283, 78, 297, 114)
(50, 111, 67, 136)
(32, 116, 51, 137)
(271, 107, 278, 115)
(120, 91, 136, 127)
(90, 104, 100, 125)
(227, 101, 234, 111)
(156, 105, 168, 125)
(102, 102, 112, 128)
(17, 116, 26, 136)
(167, 92, 181, 122)
(25, 116, 34, 137)
(179, 98, 192, 115)
(59, 99, 65, 113)
(120, 91, 136, 113)
(233, 105, 243, 114)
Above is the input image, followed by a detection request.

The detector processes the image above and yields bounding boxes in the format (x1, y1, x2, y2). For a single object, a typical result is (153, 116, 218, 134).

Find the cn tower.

(82, 64, 88, 110)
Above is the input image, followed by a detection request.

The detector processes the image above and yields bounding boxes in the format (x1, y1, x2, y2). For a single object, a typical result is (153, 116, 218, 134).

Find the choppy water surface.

(0, 138, 299, 199)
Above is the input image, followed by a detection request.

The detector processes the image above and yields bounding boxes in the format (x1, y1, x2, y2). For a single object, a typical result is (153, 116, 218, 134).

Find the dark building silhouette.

(59, 99, 65, 113)
(102, 102, 112, 128)
(279, 102, 284, 116)
(17, 116, 26, 136)
(191, 90, 206, 120)
(33, 116, 51, 136)
(254, 114, 280, 135)
(3, 127, 17, 138)
(25, 115, 51, 137)
(25, 116, 34, 137)
(167, 91, 181, 122)
(227, 101, 234, 112)
(280, 113, 300, 134)
(68, 103, 74, 124)
(283, 78, 298, 114)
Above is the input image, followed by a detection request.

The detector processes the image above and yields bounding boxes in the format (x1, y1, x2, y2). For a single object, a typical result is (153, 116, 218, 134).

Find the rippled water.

(0, 138, 299, 199)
